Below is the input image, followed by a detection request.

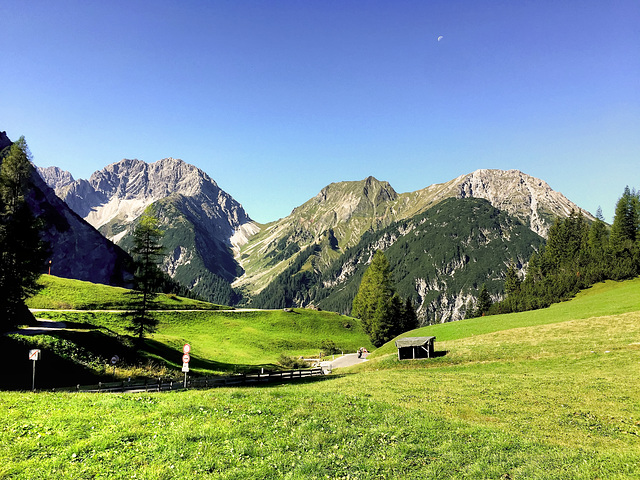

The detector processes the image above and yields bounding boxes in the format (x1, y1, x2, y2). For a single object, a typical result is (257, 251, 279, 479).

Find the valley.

(2, 277, 639, 478)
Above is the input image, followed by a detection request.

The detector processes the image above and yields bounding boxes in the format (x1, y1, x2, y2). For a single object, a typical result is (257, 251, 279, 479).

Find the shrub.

(277, 354, 309, 369)
(320, 339, 340, 356)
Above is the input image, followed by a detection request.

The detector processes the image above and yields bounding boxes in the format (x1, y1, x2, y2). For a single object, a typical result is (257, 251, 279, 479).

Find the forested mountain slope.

(235, 169, 591, 300)
(250, 198, 545, 324)
(1, 132, 133, 287)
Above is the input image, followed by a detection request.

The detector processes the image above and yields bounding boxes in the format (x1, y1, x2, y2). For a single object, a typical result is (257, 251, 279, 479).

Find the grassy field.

(9, 275, 373, 387)
(26, 275, 230, 310)
(2, 278, 639, 478)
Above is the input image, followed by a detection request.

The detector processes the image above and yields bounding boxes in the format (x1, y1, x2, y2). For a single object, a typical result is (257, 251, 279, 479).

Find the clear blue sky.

(2, 1, 638, 224)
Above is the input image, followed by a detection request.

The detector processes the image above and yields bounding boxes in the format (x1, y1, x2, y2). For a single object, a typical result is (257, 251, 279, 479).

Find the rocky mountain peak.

(453, 169, 593, 237)
(36, 166, 75, 190)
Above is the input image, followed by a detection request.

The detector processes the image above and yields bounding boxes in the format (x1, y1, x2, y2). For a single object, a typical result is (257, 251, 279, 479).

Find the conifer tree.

(352, 250, 405, 346)
(610, 186, 639, 252)
(125, 207, 164, 346)
(475, 284, 492, 317)
(401, 296, 419, 332)
(0, 137, 49, 330)
(504, 261, 522, 296)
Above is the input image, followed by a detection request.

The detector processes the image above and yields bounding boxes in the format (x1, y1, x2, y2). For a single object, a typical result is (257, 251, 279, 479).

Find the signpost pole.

(28, 349, 41, 391)
(182, 344, 191, 389)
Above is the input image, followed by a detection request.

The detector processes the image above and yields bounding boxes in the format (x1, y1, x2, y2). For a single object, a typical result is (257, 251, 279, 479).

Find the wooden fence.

(51, 367, 325, 393)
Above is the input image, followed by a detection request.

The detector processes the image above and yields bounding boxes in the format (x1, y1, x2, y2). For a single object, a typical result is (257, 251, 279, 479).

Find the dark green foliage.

(400, 297, 419, 333)
(497, 188, 640, 314)
(504, 261, 522, 296)
(351, 252, 417, 346)
(319, 339, 341, 356)
(251, 198, 544, 325)
(352, 251, 394, 335)
(265, 237, 301, 267)
(124, 207, 163, 346)
(249, 244, 321, 308)
(474, 284, 493, 317)
(117, 197, 241, 305)
(317, 198, 543, 323)
(0, 137, 50, 331)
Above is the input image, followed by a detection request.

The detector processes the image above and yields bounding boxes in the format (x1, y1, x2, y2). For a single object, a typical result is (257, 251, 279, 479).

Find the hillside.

(1, 132, 134, 287)
(250, 197, 545, 323)
(25, 275, 228, 311)
(36, 154, 594, 310)
(3, 278, 639, 478)
(7, 275, 372, 389)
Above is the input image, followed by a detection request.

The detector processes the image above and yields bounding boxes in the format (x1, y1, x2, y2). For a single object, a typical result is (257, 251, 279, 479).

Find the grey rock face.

(36, 166, 75, 191)
(52, 158, 255, 242)
(452, 169, 592, 237)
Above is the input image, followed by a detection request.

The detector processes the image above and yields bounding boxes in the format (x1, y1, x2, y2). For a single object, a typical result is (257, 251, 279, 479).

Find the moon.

(437, 35, 443, 42)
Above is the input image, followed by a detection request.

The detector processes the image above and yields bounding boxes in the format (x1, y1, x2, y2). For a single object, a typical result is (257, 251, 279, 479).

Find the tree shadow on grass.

(141, 338, 282, 375)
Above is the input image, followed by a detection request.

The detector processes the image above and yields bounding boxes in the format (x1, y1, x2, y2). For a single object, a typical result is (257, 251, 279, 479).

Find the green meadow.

(1, 277, 639, 478)
(26, 275, 229, 311)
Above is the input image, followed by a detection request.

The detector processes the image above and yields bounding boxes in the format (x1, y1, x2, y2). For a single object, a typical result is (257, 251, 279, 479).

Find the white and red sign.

(182, 353, 190, 363)
(28, 349, 41, 361)
(183, 344, 191, 354)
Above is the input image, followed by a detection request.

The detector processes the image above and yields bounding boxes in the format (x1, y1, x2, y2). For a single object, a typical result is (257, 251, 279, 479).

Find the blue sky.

(2, 1, 638, 223)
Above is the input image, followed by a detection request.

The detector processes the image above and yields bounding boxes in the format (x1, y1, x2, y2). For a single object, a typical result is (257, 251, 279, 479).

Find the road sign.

(110, 355, 119, 365)
(183, 343, 191, 354)
(182, 353, 190, 363)
(28, 349, 41, 361)
(182, 362, 189, 373)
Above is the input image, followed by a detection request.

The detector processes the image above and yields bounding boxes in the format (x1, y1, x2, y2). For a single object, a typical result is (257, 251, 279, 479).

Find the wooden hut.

(395, 336, 435, 360)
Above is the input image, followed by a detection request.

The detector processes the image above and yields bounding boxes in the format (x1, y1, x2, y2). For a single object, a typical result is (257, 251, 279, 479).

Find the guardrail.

(51, 367, 325, 393)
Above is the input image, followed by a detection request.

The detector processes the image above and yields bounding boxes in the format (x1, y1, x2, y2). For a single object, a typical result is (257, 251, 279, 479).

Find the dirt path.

(8, 319, 67, 336)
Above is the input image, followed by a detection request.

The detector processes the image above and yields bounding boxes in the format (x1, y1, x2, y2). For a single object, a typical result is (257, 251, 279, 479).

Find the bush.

(320, 339, 340, 356)
(277, 354, 309, 369)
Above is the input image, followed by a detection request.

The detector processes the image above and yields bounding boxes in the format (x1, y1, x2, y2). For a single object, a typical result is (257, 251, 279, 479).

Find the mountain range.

(31, 150, 595, 322)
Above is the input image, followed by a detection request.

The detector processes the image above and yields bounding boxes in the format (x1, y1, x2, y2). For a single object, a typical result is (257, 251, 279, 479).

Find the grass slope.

(17, 274, 373, 384)
(372, 277, 640, 358)
(26, 275, 229, 310)
(2, 278, 639, 478)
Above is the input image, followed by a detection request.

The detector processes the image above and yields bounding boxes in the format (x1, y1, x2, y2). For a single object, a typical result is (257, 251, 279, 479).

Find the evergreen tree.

(504, 261, 522, 296)
(0, 137, 50, 330)
(400, 296, 419, 332)
(352, 250, 403, 346)
(585, 217, 610, 283)
(610, 186, 639, 252)
(369, 295, 396, 347)
(125, 207, 164, 346)
(475, 284, 492, 317)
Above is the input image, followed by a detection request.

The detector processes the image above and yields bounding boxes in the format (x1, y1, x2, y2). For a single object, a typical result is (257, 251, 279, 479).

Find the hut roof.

(395, 336, 436, 348)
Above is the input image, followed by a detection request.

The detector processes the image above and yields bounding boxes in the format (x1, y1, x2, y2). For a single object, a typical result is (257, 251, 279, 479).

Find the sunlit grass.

(4, 277, 639, 477)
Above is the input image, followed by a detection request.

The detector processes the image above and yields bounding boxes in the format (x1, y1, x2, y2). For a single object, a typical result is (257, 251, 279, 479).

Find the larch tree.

(125, 206, 165, 347)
